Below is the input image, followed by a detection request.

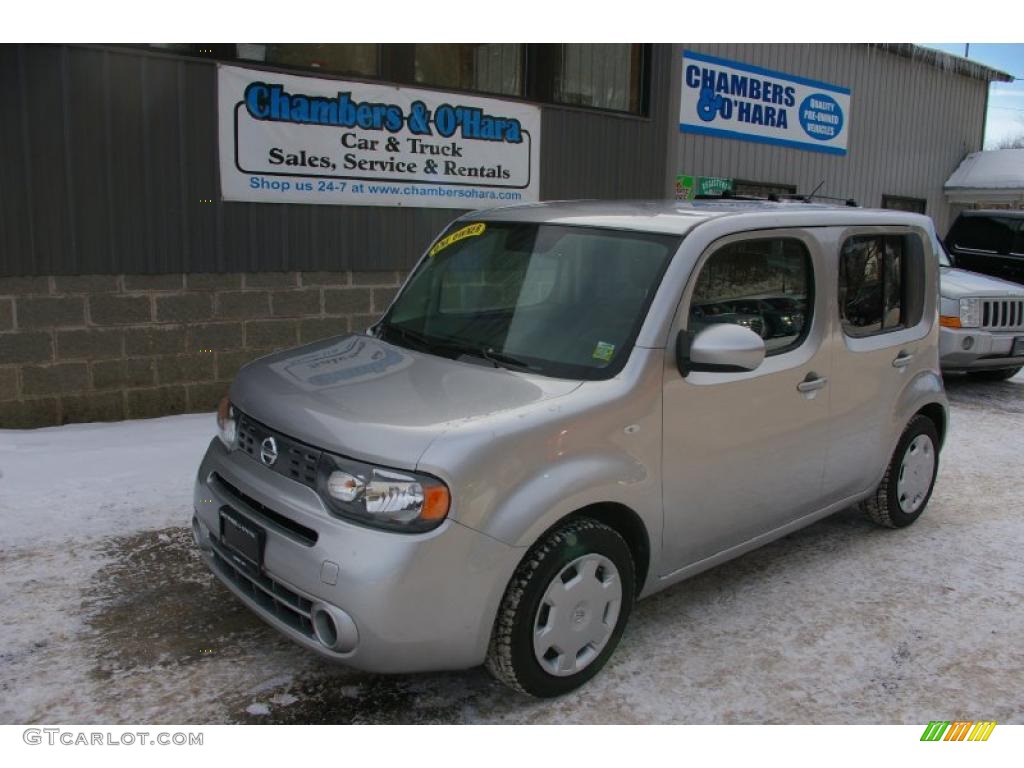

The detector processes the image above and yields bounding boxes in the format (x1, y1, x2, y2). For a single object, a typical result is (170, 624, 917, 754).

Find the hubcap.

(897, 434, 936, 514)
(533, 554, 622, 677)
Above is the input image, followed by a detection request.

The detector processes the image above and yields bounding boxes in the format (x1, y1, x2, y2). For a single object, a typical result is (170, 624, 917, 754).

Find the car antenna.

(804, 180, 826, 203)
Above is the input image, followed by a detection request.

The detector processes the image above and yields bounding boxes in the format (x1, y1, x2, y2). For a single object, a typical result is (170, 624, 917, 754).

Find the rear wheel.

(486, 518, 634, 697)
(862, 415, 940, 529)
(967, 366, 1021, 382)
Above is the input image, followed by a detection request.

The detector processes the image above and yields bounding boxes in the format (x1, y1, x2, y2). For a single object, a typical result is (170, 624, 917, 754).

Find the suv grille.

(236, 411, 321, 489)
(982, 299, 1024, 331)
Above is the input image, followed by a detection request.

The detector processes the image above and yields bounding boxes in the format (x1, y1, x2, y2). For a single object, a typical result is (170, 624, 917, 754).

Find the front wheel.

(486, 518, 635, 697)
(862, 415, 940, 528)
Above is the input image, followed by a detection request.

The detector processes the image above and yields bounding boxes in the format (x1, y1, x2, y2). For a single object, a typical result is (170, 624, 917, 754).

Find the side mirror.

(677, 324, 766, 377)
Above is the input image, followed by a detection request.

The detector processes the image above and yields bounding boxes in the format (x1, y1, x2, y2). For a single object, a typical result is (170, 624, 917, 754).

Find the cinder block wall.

(0, 271, 405, 428)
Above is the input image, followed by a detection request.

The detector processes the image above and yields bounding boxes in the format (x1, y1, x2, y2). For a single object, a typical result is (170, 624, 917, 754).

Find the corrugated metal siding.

(0, 44, 670, 276)
(669, 44, 989, 234)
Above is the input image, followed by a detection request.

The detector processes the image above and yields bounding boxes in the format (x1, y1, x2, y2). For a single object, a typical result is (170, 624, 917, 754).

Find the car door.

(822, 227, 933, 498)
(661, 230, 832, 572)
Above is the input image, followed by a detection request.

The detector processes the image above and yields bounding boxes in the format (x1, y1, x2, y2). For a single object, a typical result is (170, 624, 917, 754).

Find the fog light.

(962, 336, 974, 351)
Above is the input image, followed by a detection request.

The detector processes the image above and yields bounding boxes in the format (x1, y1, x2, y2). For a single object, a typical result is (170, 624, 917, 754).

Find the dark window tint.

(530, 44, 645, 113)
(839, 236, 906, 336)
(689, 238, 812, 355)
(733, 179, 797, 198)
(882, 195, 927, 214)
(413, 44, 522, 97)
(948, 216, 1019, 254)
(244, 44, 379, 77)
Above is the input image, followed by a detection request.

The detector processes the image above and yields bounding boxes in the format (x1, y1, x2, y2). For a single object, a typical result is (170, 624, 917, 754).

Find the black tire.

(862, 414, 940, 529)
(967, 366, 1021, 382)
(486, 517, 635, 698)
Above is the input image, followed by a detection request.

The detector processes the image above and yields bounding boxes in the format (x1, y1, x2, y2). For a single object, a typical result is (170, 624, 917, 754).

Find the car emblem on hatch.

(260, 436, 279, 466)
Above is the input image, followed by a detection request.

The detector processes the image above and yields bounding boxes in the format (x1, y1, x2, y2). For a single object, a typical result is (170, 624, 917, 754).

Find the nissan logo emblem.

(260, 436, 279, 466)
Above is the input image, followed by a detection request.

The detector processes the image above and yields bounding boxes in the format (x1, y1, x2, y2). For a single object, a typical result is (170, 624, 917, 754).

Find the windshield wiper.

(475, 346, 534, 371)
(381, 323, 534, 371)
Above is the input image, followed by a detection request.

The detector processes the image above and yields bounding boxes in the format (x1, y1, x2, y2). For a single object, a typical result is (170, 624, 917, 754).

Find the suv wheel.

(486, 518, 635, 697)
(968, 366, 1021, 382)
(862, 415, 940, 528)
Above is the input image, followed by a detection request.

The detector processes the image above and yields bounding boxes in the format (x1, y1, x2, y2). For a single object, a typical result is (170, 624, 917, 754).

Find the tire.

(862, 415, 940, 529)
(967, 366, 1021, 382)
(486, 517, 635, 698)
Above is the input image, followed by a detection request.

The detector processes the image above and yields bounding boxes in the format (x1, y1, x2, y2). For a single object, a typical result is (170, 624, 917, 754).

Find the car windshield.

(380, 222, 679, 380)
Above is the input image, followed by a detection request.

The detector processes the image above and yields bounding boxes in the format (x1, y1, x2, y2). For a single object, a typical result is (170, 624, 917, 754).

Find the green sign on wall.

(675, 174, 733, 200)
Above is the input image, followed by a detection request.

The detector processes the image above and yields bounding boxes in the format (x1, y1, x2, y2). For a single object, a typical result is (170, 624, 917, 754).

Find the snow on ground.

(1, 374, 1022, 724)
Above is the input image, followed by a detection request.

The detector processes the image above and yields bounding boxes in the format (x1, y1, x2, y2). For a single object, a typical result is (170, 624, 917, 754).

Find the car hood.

(229, 334, 582, 468)
(940, 267, 1024, 298)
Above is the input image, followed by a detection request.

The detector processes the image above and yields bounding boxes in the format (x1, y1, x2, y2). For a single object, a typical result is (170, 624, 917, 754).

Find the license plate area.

(1013, 336, 1024, 357)
(219, 507, 265, 573)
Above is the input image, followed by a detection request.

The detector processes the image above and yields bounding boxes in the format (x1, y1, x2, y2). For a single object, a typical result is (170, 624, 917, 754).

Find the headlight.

(216, 396, 237, 450)
(317, 452, 450, 532)
(959, 298, 981, 328)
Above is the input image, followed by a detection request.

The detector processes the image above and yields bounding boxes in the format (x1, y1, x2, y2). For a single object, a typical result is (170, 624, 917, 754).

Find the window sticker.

(592, 341, 616, 362)
(429, 223, 487, 257)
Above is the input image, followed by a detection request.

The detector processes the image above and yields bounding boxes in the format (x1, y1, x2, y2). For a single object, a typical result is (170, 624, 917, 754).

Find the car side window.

(948, 216, 1018, 255)
(689, 238, 813, 356)
(839, 235, 910, 337)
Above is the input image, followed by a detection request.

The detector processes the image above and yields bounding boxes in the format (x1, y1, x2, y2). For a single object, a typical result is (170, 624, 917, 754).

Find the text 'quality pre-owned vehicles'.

(193, 201, 948, 697)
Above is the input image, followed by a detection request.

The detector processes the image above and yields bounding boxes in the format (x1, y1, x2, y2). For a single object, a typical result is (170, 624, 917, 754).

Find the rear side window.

(839, 234, 924, 337)
(948, 216, 1019, 254)
(689, 238, 812, 356)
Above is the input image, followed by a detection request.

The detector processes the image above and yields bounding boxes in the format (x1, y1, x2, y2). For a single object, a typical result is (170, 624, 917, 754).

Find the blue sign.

(680, 51, 852, 156)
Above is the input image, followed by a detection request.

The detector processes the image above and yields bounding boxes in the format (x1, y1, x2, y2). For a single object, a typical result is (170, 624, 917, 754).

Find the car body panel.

(194, 200, 949, 673)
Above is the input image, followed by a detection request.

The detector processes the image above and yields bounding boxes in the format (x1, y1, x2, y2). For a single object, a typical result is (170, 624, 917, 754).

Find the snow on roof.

(946, 149, 1024, 191)
(872, 44, 1013, 83)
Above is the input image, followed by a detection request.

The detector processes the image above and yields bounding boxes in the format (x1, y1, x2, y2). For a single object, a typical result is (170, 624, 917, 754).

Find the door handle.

(796, 373, 828, 393)
(892, 351, 914, 369)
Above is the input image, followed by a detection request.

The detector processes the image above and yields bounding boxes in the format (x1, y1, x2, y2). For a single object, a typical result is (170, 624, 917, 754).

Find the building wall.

(0, 44, 670, 277)
(0, 43, 671, 427)
(666, 44, 990, 234)
(0, 270, 404, 428)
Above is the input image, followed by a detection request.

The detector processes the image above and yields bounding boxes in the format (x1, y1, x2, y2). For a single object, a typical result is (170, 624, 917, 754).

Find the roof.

(871, 44, 1013, 83)
(461, 199, 931, 236)
(945, 149, 1024, 203)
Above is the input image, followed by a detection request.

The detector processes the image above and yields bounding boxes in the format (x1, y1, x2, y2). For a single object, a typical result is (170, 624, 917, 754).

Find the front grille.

(236, 411, 321, 489)
(210, 472, 318, 546)
(982, 298, 1024, 331)
(209, 535, 316, 640)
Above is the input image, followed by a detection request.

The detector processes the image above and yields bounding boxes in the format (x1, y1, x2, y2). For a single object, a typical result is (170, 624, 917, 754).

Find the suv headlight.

(317, 452, 450, 532)
(959, 298, 981, 328)
(216, 396, 237, 450)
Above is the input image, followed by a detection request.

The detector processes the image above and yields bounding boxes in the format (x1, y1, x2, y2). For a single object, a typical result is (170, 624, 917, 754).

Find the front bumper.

(939, 327, 1024, 372)
(192, 438, 522, 673)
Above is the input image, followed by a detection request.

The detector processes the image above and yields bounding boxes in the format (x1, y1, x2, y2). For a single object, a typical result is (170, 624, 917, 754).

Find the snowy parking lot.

(1, 373, 1022, 724)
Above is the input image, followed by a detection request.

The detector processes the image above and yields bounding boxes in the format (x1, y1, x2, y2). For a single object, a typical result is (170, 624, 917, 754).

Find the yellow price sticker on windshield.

(429, 223, 486, 257)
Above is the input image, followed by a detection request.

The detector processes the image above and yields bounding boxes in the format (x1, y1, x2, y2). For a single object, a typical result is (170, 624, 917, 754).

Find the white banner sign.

(680, 51, 851, 156)
(217, 65, 541, 208)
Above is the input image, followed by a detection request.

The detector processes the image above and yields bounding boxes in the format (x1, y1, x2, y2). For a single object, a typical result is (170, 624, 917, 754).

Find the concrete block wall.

(0, 271, 405, 428)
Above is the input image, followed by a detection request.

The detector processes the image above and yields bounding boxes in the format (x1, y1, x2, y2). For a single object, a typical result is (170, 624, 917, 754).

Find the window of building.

(546, 44, 645, 113)
(413, 44, 522, 97)
(732, 179, 798, 198)
(689, 238, 812, 355)
(133, 44, 649, 116)
(882, 195, 927, 214)
(839, 235, 907, 336)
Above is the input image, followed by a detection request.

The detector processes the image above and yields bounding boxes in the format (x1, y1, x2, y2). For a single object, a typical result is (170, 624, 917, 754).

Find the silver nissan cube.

(193, 200, 948, 697)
